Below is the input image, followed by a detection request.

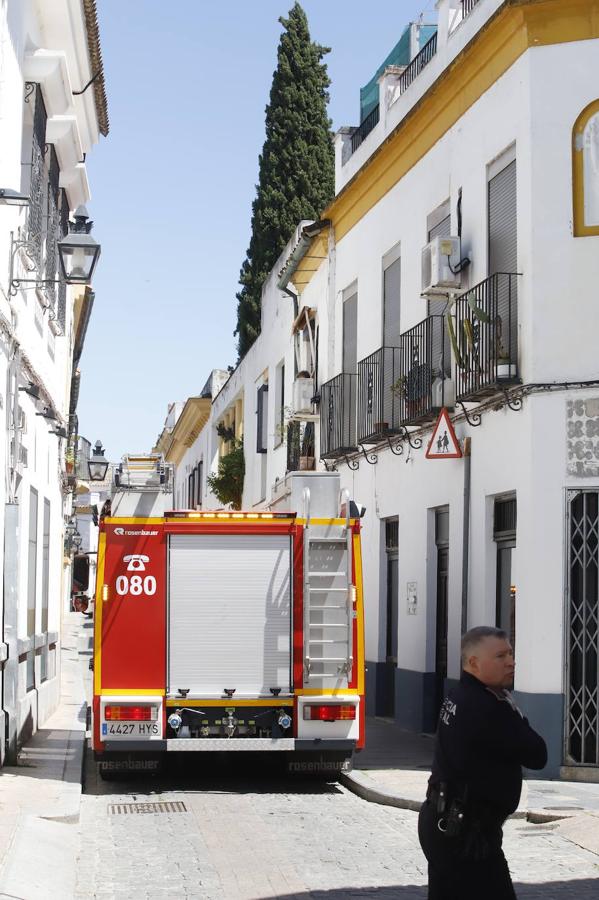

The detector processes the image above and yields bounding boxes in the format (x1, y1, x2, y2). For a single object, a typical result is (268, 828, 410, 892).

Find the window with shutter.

(256, 384, 268, 453)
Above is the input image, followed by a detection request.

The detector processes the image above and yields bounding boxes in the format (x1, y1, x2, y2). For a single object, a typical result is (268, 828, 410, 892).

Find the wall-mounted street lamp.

(35, 406, 58, 421)
(71, 530, 82, 550)
(8, 205, 101, 296)
(49, 425, 68, 439)
(57, 206, 101, 284)
(88, 440, 109, 481)
(0, 188, 30, 207)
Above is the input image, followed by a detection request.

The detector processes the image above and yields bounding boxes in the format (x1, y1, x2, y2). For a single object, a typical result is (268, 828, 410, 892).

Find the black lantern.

(71, 530, 83, 549)
(88, 440, 109, 481)
(57, 205, 101, 284)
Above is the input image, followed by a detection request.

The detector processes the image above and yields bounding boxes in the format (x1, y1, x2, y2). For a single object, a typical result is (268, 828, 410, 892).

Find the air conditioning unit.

(421, 236, 462, 295)
(292, 376, 314, 415)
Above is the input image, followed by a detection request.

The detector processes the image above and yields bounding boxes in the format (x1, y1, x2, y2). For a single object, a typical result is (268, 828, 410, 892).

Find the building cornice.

(82, 0, 109, 136)
(166, 397, 212, 465)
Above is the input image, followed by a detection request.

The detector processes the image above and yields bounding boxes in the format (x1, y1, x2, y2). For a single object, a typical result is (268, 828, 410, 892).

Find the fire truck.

(92, 455, 365, 776)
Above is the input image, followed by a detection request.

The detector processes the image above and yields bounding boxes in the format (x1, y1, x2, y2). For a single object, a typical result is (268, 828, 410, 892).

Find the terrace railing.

(397, 32, 437, 95)
(319, 373, 358, 459)
(357, 346, 402, 443)
(454, 273, 519, 402)
(398, 315, 449, 426)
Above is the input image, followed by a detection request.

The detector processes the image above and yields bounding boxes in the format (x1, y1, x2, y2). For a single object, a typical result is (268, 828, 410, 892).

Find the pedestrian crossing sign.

(425, 408, 462, 459)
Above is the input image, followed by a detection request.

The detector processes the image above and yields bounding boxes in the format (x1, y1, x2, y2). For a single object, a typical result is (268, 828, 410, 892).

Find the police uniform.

(418, 671, 547, 900)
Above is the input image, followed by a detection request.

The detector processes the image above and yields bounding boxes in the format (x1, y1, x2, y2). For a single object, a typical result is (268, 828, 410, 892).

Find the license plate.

(101, 722, 160, 739)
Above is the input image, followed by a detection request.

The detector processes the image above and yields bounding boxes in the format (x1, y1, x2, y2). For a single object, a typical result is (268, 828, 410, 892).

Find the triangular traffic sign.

(426, 408, 462, 459)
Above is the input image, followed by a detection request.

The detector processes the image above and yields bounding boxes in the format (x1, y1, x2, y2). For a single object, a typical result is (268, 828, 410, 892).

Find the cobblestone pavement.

(76, 754, 599, 900)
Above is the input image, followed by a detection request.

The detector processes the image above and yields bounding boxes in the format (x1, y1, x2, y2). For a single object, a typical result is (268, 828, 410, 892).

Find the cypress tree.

(235, 2, 334, 358)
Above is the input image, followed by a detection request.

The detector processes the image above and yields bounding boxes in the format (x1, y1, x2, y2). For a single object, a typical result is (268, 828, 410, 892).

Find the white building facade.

(0, 0, 108, 762)
(162, 0, 599, 778)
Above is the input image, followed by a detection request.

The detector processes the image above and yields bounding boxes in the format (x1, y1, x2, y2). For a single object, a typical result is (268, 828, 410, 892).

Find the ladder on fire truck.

(302, 487, 354, 687)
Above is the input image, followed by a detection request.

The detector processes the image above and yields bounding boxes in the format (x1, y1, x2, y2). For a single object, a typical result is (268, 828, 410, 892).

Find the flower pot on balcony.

(496, 360, 517, 380)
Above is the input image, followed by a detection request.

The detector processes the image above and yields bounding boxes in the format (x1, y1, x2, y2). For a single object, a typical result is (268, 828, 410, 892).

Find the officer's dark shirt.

(430, 672, 547, 821)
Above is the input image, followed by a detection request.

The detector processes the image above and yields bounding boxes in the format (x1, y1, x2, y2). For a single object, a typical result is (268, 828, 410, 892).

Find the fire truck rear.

(92, 456, 365, 776)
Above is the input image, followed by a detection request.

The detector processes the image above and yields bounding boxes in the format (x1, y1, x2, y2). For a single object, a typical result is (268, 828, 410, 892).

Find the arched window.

(573, 99, 599, 236)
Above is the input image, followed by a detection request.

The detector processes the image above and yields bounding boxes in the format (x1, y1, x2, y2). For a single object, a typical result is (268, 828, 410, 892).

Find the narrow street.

(76, 753, 599, 900)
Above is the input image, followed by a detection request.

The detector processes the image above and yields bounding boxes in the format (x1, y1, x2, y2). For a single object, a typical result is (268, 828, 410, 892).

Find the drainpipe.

(461, 437, 472, 635)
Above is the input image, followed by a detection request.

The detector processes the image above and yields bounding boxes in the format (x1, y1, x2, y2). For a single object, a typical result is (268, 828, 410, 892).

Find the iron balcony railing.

(397, 32, 437, 95)
(351, 104, 380, 155)
(357, 346, 402, 443)
(461, 0, 481, 18)
(398, 315, 450, 426)
(287, 421, 315, 472)
(454, 272, 519, 402)
(320, 373, 357, 458)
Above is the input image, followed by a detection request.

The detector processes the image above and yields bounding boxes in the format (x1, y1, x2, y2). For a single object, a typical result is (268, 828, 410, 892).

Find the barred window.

(26, 84, 47, 271)
(45, 146, 60, 309)
(57, 190, 70, 332)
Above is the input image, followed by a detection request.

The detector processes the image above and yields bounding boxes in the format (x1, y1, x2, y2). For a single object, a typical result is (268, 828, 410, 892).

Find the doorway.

(382, 518, 398, 716)
(494, 496, 517, 651)
(434, 508, 449, 719)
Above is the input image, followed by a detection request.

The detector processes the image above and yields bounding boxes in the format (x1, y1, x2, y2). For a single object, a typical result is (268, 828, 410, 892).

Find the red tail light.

(104, 705, 156, 721)
(303, 704, 356, 722)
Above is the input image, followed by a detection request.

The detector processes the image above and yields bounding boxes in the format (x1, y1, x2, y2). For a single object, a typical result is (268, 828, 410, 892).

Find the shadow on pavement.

(256, 879, 599, 899)
(84, 749, 346, 797)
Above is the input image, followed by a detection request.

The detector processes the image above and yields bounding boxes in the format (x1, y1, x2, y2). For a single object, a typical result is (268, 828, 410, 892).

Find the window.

(488, 151, 517, 275)
(196, 461, 203, 508)
(342, 288, 358, 373)
(494, 496, 517, 652)
(27, 488, 38, 692)
(274, 362, 285, 448)
(573, 99, 599, 236)
(188, 469, 195, 509)
(382, 246, 401, 347)
(256, 384, 268, 453)
(41, 499, 50, 633)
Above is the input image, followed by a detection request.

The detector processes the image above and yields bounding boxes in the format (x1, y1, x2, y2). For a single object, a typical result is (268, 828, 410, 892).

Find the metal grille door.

(566, 490, 599, 766)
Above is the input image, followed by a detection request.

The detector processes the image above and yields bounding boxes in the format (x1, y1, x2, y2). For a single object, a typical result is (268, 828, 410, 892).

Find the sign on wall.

(426, 408, 462, 459)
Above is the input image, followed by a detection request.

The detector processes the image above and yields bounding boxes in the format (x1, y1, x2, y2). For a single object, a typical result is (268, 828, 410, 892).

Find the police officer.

(418, 626, 547, 900)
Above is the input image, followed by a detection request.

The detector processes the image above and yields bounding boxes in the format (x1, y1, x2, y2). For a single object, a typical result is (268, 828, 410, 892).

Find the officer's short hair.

(461, 626, 508, 664)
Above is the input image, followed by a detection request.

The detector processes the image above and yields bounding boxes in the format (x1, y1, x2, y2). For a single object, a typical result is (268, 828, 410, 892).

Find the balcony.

(454, 273, 519, 402)
(357, 347, 402, 443)
(287, 421, 315, 472)
(397, 316, 451, 426)
(320, 373, 357, 459)
(462, 0, 481, 17)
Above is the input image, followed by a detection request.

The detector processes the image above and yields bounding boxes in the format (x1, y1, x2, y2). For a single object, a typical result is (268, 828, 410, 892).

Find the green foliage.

(207, 440, 245, 510)
(235, 2, 335, 358)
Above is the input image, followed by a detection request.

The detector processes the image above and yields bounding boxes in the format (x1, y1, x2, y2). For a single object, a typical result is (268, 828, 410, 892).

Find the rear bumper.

(99, 738, 356, 754)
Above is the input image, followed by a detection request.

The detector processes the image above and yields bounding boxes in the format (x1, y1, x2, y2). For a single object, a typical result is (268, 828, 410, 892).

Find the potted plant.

(495, 318, 516, 380)
(65, 447, 75, 474)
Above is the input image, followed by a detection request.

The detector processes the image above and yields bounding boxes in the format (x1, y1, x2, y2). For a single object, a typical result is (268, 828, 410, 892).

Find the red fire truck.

(92, 458, 365, 776)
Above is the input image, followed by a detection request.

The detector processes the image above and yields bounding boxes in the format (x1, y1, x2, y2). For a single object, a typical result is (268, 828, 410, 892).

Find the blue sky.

(79, 0, 437, 460)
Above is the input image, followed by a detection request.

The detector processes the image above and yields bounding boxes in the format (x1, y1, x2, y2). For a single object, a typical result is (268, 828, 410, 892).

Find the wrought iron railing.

(461, 0, 481, 18)
(397, 32, 437, 95)
(397, 316, 449, 426)
(454, 273, 519, 402)
(287, 421, 315, 472)
(57, 189, 69, 332)
(320, 373, 357, 458)
(351, 104, 380, 155)
(357, 346, 402, 443)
